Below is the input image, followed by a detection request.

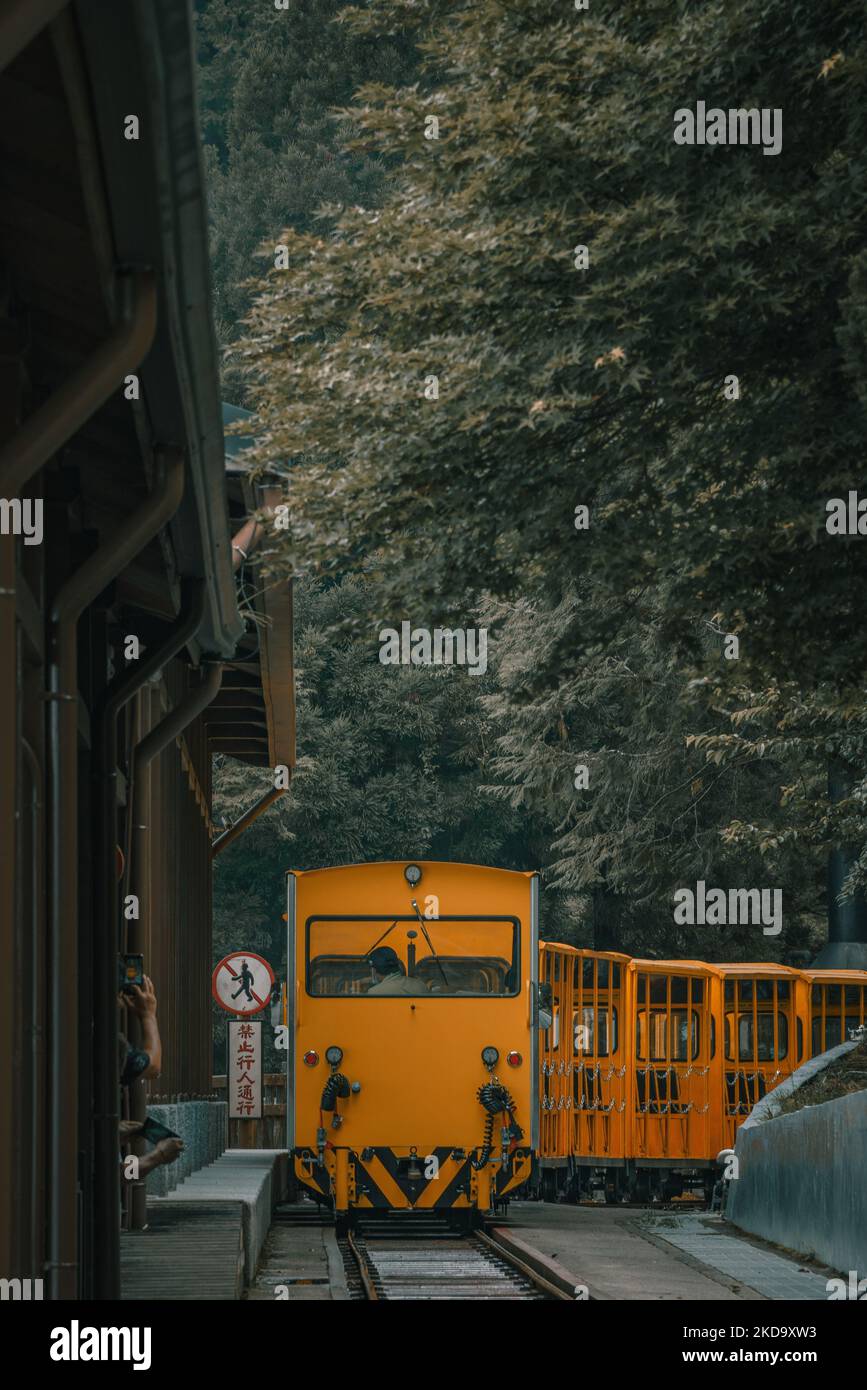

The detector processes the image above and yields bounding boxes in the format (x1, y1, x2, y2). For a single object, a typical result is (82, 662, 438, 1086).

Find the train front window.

(305, 916, 520, 997)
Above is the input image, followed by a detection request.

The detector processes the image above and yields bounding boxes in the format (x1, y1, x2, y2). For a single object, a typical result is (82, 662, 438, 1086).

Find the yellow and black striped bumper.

(294, 1146, 533, 1212)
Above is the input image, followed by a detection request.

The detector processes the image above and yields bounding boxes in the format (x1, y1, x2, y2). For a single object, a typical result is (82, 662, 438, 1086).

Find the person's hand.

(126, 974, 157, 1020)
(119, 1120, 144, 1140)
(153, 1137, 184, 1166)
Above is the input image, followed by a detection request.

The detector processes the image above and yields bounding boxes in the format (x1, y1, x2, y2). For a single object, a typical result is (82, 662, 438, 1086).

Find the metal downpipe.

(92, 578, 206, 1299)
(131, 662, 224, 783)
(46, 449, 184, 1300)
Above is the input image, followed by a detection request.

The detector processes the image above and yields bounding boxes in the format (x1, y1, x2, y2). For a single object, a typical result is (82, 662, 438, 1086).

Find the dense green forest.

(200, 0, 867, 1065)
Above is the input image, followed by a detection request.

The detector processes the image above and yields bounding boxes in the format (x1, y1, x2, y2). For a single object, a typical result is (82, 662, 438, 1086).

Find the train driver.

(366, 945, 430, 997)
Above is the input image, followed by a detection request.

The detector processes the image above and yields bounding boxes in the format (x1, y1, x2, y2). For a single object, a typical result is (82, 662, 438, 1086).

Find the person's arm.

(126, 975, 162, 1077)
(122, 1137, 184, 1180)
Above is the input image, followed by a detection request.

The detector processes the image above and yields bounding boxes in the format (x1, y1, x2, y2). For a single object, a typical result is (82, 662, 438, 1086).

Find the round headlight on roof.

(404, 864, 422, 886)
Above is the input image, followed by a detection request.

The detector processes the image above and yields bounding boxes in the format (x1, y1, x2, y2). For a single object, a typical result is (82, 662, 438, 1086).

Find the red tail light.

(303, 1050, 319, 1067)
(507, 1051, 522, 1067)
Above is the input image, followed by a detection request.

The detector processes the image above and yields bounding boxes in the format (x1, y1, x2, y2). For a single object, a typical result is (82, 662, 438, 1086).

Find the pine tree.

(195, 0, 420, 396)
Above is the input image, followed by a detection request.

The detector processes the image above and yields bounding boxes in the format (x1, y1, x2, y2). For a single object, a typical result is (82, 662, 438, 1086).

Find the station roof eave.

(214, 401, 295, 772)
(73, 0, 244, 661)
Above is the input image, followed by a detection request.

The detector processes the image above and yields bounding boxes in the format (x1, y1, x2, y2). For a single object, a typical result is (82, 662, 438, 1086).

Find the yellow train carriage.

(287, 861, 538, 1225)
(539, 944, 630, 1201)
(712, 963, 802, 1153)
(627, 958, 717, 1200)
(800, 969, 867, 1055)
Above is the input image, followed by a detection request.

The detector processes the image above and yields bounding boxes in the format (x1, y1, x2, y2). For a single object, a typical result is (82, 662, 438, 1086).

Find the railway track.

(339, 1215, 574, 1300)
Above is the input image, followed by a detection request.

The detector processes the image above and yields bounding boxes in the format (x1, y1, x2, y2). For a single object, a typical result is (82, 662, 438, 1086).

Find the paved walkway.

(501, 1202, 835, 1300)
(121, 1201, 244, 1300)
(634, 1212, 830, 1300)
(246, 1209, 349, 1301)
(121, 1149, 285, 1300)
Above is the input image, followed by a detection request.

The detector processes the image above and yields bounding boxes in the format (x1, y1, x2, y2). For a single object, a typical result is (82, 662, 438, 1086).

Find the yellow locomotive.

(287, 860, 867, 1219)
(288, 861, 538, 1226)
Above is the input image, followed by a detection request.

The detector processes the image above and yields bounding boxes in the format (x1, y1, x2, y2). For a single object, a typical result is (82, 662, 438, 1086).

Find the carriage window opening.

(650, 976, 670, 1004)
(728, 1013, 787, 1062)
(306, 916, 519, 997)
(636, 1009, 699, 1061)
(797, 1017, 803, 1062)
(574, 1006, 618, 1056)
(812, 1015, 863, 1052)
(724, 980, 735, 1006)
(844, 986, 861, 1007)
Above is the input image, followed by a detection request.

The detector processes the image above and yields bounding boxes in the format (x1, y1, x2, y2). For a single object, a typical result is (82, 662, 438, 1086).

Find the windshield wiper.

(411, 899, 450, 989)
(363, 921, 398, 957)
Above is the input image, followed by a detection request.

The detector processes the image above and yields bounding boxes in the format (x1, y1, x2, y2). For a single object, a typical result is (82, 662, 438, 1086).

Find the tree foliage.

(195, 0, 420, 396)
(236, 0, 867, 694)
(206, 0, 867, 989)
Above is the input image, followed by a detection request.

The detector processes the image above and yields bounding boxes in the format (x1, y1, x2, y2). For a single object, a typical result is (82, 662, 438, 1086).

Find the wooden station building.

(0, 0, 294, 1299)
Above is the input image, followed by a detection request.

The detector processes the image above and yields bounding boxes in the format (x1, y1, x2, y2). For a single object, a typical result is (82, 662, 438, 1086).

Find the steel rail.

(474, 1229, 574, 1301)
(347, 1231, 379, 1301)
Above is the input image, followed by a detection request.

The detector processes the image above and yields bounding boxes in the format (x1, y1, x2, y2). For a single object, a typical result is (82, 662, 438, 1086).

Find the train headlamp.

(404, 864, 422, 887)
(481, 1046, 499, 1068)
(303, 1050, 319, 1067)
(325, 1045, 343, 1066)
(507, 1051, 522, 1067)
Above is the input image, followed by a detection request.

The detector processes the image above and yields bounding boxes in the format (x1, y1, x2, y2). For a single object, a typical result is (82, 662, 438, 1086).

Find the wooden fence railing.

(212, 1073, 287, 1149)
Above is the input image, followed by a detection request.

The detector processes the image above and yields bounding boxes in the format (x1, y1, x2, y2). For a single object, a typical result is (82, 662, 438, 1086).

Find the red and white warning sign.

(228, 1020, 262, 1119)
(211, 951, 274, 1016)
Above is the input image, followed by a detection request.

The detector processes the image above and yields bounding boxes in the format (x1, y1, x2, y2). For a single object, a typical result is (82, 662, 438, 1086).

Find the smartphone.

(139, 1116, 180, 1144)
(119, 953, 143, 993)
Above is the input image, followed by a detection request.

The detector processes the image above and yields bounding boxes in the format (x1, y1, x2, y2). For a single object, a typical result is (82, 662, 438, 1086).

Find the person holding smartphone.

(117, 974, 184, 1180)
(117, 973, 162, 1083)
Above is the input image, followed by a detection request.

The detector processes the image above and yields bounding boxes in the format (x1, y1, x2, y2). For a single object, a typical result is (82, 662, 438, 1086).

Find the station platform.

(121, 1149, 287, 1300)
(498, 1202, 836, 1301)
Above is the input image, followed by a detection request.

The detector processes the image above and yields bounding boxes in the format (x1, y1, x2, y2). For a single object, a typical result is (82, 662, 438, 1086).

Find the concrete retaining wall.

(153, 1149, 288, 1285)
(145, 1100, 228, 1196)
(727, 1067, 867, 1275)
